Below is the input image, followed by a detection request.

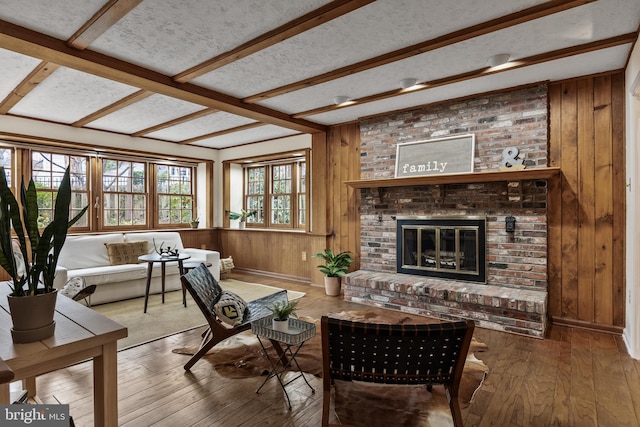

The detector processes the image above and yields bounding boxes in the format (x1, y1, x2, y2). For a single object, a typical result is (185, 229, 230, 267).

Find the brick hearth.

(343, 270, 547, 338)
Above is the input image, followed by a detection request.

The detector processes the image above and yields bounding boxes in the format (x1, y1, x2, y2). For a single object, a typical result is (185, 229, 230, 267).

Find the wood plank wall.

(548, 71, 626, 332)
(217, 124, 361, 285)
(325, 124, 361, 268)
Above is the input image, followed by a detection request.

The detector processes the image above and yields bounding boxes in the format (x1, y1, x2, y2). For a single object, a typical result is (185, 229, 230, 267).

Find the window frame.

(29, 149, 91, 231)
(155, 163, 197, 228)
(0, 141, 200, 232)
(239, 153, 308, 231)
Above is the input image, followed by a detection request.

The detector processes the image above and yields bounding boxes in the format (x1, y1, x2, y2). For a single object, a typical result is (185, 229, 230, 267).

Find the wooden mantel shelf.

(344, 167, 561, 189)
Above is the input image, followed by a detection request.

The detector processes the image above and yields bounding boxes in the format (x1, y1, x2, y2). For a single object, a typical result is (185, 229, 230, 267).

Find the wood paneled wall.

(177, 229, 219, 252)
(218, 229, 326, 282)
(218, 124, 362, 285)
(548, 72, 626, 332)
(325, 124, 361, 268)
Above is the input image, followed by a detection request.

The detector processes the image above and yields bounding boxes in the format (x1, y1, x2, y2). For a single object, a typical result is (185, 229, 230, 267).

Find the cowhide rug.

(173, 311, 489, 426)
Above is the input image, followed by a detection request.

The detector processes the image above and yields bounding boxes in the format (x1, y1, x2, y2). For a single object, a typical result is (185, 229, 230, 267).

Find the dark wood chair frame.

(180, 263, 288, 371)
(321, 316, 475, 427)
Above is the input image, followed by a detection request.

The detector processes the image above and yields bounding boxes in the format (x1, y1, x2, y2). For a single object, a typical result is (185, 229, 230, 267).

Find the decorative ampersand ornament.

(499, 147, 524, 168)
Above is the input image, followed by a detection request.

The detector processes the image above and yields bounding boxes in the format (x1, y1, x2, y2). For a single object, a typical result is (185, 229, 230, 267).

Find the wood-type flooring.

(29, 271, 640, 426)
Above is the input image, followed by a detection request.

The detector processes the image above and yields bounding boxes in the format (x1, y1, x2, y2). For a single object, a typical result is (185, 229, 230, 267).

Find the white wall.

(0, 115, 217, 160)
(625, 42, 640, 359)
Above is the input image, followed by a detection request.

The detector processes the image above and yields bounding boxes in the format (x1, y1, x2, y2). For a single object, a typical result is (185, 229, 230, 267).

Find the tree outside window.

(271, 164, 292, 225)
(242, 158, 306, 229)
(157, 164, 195, 225)
(32, 151, 88, 228)
(102, 159, 146, 227)
(246, 166, 265, 225)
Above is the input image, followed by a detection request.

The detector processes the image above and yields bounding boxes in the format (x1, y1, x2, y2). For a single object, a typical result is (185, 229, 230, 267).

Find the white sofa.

(54, 231, 220, 305)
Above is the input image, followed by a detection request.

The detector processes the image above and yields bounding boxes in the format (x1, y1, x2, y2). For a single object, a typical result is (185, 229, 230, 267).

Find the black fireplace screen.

(396, 217, 486, 283)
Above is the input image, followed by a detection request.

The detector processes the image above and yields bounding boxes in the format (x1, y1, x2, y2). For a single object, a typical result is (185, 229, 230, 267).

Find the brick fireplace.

(343, 85, 550, 338)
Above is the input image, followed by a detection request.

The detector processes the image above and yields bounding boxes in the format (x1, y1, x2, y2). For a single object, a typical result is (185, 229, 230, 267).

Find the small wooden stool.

(181, 262, 213, 306)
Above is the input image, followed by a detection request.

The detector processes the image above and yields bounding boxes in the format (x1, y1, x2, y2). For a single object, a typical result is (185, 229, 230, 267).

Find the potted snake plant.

(0, 166, 88, 343)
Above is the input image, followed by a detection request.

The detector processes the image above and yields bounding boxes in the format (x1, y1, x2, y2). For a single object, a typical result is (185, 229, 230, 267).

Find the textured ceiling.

(0, 0, 638, 150)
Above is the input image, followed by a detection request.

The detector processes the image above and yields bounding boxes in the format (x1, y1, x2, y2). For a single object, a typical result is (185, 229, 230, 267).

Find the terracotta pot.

(324, 276, 341, 296)
(8, 290, 58, 343)
(272, 318, 289, 333)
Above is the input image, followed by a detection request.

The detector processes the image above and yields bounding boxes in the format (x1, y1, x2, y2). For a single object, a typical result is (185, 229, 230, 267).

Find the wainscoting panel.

(219, 229, 327, 283)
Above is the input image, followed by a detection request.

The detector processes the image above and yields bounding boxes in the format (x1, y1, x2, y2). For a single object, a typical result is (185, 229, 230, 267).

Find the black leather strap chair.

(180, 263, 288, 371)
(321, 316, 475, 427)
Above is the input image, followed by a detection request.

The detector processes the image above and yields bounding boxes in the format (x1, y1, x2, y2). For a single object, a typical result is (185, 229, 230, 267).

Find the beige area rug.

(92, 279, 305, 350)
(173, 310, 489, 426)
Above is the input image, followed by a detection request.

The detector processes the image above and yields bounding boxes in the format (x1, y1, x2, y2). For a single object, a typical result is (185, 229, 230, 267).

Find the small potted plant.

(229, 209, 257, 229)
(313, 249, 354, 296)
(190, 217, 199, 229)
(268, 300, 298, 332)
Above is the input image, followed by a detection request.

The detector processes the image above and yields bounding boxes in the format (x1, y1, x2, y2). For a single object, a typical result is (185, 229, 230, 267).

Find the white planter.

(272, 318, 289, 332)
(239, 221, 246, 229)
(324, 276, 341, 296)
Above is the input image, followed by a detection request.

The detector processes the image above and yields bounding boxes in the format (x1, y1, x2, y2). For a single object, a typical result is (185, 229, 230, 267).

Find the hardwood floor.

(30, 271, 640, 426)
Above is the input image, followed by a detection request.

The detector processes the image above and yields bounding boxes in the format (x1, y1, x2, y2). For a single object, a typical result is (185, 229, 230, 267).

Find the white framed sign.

(394, 134, 475, 178)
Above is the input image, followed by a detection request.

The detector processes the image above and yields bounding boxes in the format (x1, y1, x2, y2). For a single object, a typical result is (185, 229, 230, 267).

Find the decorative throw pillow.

(59, 277, 86, 299)
(213, 290, 247, 326)
(220, 256, 235, 274)
(105, 241, 149, 265)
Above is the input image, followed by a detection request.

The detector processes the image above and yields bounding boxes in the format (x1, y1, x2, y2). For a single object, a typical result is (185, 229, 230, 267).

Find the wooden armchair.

(321, 316, 475, 427)
(180, 263, 288, 371)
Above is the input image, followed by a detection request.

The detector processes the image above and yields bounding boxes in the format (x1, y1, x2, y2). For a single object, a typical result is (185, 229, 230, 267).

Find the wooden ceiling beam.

(72, 89, 152, 127)
(132, 107, 219, 137)
(178, 122, 265, 145)
(0, 61, 59, 114)
(67, 0, 144, 50)
(293, 33, 636, 118)
(173, 0, 375, 83)
(0, 19, 326, 134)
(244, 0, 596, 103)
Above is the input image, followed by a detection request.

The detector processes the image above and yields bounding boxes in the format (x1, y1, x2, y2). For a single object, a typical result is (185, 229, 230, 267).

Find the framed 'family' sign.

(394, 134, 475, 178)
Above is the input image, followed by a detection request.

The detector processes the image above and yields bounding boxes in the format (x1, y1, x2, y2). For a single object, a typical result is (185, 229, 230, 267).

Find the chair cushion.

(59, 234, 125, 269)
(213, 290, 247, 326)
(68, 264, 147, 286)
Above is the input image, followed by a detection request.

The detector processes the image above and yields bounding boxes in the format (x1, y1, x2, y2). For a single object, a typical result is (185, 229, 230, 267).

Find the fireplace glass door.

(397, 217, 486, 283)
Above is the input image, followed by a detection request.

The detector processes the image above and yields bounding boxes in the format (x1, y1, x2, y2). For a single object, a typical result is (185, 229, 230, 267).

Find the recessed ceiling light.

(399, 78, 418, 89)
(333, 95, 350, 105)
(487, 53, 511, 67)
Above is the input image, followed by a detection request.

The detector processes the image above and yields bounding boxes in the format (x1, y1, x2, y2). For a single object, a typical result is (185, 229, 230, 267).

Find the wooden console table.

(0, 286, 128, 427)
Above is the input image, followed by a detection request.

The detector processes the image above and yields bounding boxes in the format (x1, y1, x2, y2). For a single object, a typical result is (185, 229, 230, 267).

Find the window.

(32, 151, 89, 228)
(102, 159, 146, 227)
(0, 142, 201, 231)
(157, 164, 195, 225)
(242, 157, 306, 229)
(0, 148, 13, 189)
(270, 164, 292, 226)
(298, 162, 306, 227)
(246, 166, 265, 224)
